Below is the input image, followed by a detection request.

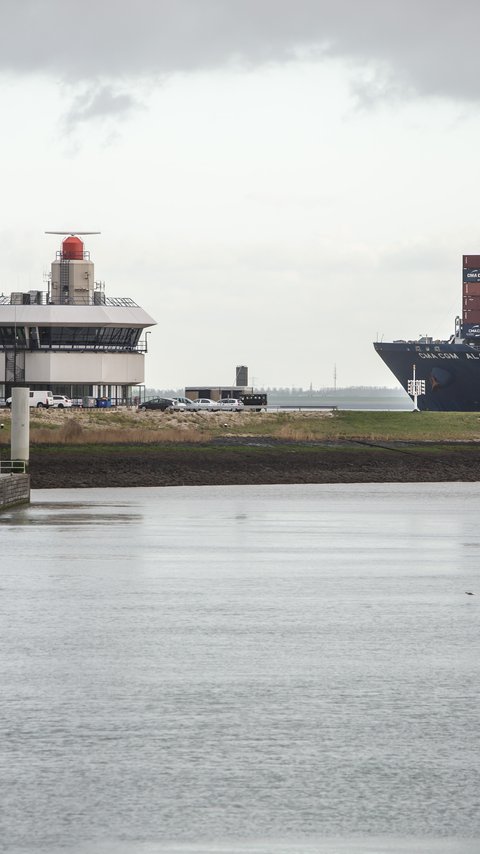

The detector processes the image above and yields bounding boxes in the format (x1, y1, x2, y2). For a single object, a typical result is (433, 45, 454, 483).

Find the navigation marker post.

(407, 364, 425, 411)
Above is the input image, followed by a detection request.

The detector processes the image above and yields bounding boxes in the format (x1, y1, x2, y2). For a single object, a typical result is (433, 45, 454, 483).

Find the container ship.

(374, 254, 480, 411)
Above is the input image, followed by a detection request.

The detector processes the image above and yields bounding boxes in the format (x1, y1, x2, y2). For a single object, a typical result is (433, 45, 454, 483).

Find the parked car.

(172, 396, 196, 410)
(192, 398, 219, 411)
(218, 398, 245, 411)
(138, 397, 177, 411)
(52, 395, 73, 409)
(6, 390, 54, 408)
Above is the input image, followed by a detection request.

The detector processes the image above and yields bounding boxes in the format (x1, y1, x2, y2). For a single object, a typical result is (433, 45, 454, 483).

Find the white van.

(6, 390, 54, 408)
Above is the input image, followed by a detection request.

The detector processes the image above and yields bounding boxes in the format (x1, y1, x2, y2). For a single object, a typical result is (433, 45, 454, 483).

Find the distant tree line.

(145, 385, 403, 398)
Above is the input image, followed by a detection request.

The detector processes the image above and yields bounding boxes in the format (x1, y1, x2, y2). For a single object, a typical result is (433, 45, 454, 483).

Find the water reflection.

(1, 484, 479, 854)
(0, 499, 141, 526)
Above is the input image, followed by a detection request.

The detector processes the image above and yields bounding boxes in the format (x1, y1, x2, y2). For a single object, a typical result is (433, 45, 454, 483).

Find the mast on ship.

(45, 231, 101, 305)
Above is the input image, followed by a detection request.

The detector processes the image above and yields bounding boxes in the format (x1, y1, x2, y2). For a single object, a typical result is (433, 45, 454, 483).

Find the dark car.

(138, 397, 176, 411)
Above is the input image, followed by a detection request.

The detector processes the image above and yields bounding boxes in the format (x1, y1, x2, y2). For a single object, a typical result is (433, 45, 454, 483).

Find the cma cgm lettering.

(417, 352, 459, 360)
(374, 254, 480, 410)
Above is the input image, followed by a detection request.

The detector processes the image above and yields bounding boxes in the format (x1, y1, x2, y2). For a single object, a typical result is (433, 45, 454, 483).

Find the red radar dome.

(62, 236, 84, 260)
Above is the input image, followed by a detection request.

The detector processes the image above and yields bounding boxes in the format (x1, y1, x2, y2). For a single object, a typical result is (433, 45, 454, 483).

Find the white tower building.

(0, 233, 156, 404)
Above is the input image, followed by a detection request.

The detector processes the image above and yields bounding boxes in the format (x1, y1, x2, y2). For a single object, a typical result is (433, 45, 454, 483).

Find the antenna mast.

(45, 231, 101, 236)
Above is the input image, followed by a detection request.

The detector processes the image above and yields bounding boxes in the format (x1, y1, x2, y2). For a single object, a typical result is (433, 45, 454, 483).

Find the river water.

(1, 484, 479, 854)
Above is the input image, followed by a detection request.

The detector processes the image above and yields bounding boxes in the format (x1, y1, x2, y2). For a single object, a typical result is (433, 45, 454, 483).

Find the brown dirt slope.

(27, 442, 480, 488)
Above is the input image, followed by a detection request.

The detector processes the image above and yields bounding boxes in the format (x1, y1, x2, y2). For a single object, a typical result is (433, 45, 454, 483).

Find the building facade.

(0, 233, 156, 404)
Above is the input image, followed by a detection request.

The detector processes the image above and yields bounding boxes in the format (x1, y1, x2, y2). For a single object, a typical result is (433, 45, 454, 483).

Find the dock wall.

(0, 475, 30, 510)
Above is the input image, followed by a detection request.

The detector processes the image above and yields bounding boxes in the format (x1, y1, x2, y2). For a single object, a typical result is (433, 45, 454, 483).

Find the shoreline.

(26, 441, 480, 488)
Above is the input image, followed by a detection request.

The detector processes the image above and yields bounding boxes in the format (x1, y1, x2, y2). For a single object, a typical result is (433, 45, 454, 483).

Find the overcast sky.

(1, 0, 480, 389)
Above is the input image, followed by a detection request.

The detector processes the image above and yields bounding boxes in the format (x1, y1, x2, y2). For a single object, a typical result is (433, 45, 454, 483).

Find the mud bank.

(27, 441, 480, 488)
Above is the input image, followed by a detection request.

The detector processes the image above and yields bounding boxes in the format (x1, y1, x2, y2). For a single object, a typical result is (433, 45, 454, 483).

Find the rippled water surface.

(1, 483, 479, 854)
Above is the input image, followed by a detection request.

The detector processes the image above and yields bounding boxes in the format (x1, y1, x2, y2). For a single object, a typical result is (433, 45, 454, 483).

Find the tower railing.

(0, 293, 139, 307)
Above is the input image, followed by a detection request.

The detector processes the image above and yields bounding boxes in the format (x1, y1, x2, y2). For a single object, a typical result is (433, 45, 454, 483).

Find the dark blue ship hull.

(374, 341, 480, 411)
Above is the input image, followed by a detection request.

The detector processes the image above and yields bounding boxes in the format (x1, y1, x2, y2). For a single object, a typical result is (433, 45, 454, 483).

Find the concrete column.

(11, 387, 30, 462)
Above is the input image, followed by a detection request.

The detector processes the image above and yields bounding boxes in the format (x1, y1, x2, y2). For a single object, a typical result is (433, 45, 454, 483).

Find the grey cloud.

(62, 85, 141, 131)
(0, 0, 479, 103)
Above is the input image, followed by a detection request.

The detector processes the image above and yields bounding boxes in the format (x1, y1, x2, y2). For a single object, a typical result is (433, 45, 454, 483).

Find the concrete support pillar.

(11, 387, 30, 462)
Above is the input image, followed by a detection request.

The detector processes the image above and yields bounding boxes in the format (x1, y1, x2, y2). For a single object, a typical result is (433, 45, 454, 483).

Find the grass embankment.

(2, 408, 480, 445)
(2, 409, 480, 487)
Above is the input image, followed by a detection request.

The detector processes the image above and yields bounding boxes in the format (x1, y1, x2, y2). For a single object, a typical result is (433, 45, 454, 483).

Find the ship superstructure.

(374, 255, 480, 411)
(0, 233, 156, 404)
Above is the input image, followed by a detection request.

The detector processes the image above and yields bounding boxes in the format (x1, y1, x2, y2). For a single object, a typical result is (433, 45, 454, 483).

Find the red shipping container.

(463, 255, 480, 267)
(463, 310, 480, 322)
(463, 302, 480, 310)
(464, 281, 480, 296)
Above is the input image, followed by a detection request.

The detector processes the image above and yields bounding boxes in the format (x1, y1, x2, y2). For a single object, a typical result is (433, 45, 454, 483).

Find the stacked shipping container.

(462, 255, 480, 336)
